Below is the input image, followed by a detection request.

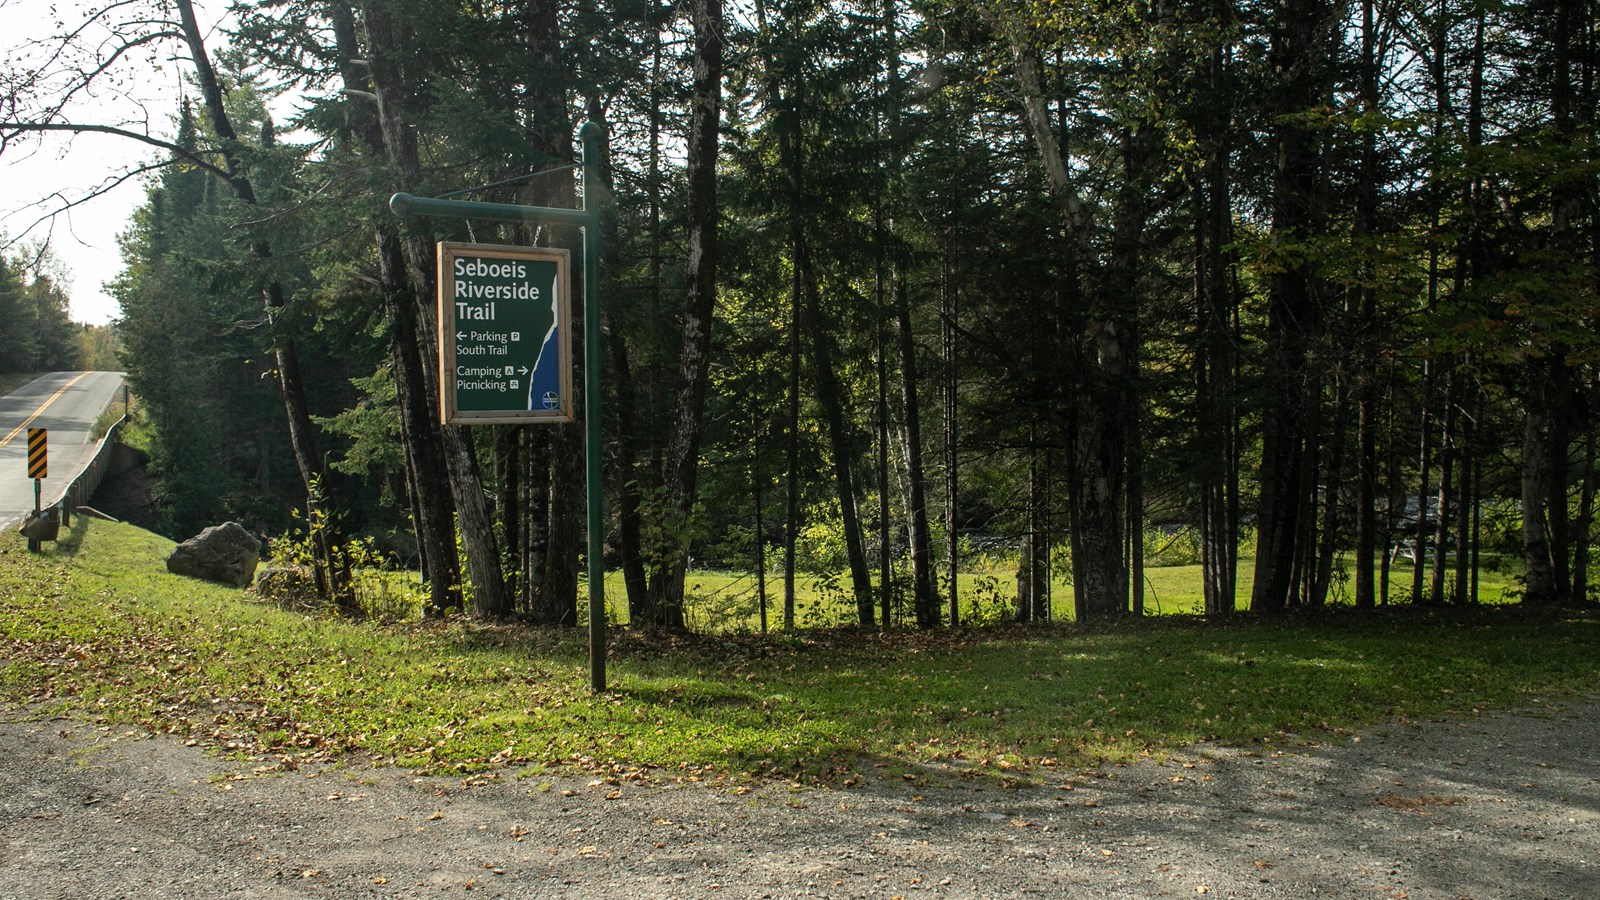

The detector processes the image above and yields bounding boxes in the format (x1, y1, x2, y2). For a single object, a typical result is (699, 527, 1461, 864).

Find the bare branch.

(2, 1, 183, 130)
(0, 157, 174, 253)
(0, 121, 232, 181)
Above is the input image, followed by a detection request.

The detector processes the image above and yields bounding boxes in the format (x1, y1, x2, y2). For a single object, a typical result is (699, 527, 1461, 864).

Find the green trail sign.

(392, 119, 608, 692)
(437, 242, 572, 424)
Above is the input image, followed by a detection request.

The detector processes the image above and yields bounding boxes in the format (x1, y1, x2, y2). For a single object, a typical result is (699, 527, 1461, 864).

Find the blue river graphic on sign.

(526, 268, 561, 410)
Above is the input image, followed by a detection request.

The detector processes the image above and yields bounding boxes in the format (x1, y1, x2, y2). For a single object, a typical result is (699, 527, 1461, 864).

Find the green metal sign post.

(390, 122, 608, 692)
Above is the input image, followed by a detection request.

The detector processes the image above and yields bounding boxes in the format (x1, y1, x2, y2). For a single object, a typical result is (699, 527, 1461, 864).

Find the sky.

(0, 0, 226, 326)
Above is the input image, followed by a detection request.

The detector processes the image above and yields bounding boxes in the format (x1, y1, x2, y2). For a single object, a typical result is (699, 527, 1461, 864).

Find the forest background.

(0, 0, 1595, 632)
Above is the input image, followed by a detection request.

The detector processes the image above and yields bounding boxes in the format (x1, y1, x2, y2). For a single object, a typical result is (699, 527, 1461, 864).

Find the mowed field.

(646, 557, 1526, 632)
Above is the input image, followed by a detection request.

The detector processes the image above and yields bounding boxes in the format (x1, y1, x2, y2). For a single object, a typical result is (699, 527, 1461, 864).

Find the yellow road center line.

(0, 372, 92, 449)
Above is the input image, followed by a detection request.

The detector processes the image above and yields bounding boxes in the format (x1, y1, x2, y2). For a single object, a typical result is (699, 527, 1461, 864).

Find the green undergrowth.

(0, 372, 40, 398)
(3, 518, 1596, 785)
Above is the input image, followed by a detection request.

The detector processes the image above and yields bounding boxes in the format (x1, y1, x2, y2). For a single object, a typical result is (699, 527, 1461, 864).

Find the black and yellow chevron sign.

(27, 428, 46, 479)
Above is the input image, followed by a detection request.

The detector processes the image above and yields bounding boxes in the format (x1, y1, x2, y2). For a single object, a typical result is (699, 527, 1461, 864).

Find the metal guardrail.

(53, 415, 125, 527)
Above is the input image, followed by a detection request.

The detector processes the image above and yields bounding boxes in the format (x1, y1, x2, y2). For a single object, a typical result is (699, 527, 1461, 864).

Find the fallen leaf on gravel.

(1012, 819, 1033, 828)
(1253, 859, 1273, 869)
(371, 876, 388, 885)
(1195, 887, 1208, 894)
(428, 810, 445, 820)
(300, 869, 319, 878)
(1375, 793, 1464, 811)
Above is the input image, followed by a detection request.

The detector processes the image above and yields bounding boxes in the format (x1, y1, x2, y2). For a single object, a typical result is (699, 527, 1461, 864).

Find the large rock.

(166, 522, 262, 588)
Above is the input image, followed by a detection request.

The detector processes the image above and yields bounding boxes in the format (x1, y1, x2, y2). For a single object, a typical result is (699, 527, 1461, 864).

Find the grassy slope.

(3, 518, 1596, 783)
(0, 373, 39, 398)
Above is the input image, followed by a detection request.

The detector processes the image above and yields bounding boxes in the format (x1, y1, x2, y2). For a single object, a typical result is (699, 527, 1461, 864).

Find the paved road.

(0, 371, 126, 529)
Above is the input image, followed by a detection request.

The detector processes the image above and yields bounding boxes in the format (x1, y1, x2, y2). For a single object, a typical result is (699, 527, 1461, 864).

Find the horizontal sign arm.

(388, 193, 594, 229)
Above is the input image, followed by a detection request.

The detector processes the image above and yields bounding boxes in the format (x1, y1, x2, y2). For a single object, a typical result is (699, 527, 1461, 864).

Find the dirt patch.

(2, 697, 1598, 898)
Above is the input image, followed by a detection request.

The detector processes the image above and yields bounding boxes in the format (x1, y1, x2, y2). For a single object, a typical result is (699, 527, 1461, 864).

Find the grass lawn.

(3, 518, 1595, 784)
(661, 555, 1526, 630)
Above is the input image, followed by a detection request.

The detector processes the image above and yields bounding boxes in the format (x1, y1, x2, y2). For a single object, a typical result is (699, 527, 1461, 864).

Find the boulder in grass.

(253, 565, 317, 606)
(165, 522, 262, 588)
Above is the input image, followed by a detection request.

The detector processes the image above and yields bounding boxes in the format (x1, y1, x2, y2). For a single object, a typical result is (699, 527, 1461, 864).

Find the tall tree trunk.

(376, 226, 463, 615)
(1429, 377, 1458, 605)
(644, 0, 723, 629)
(985, 2, 1133, 619)
(942, 235, 961, 626)
(881, 0, 937, 628)
(875, 248, 894, 626)
(498, 428, 521, 598)
(1353, 0, 1380, 608)
(1574, 421, 1596, 604)
(1252, 0, 1331, 613)
(1195, 119, 1237, 615)
(520, 0, 583, 628)
(522, 429, 551, 611)
(1522, 375, 1560, 603)
(754, 424, 770, 633)
(176, 0, 352, 606)
(1454, 386, 1475, 604)
(615, 3, 667, 626)
(328, 2, 459, 615)
(798, 241, 875, 625)
(609, 329, 650, 618)
(1523, 0, 1582, 605)
(361, 0, 509, 617)
(896, 271, 937, 627)
(1311, 381, 1345, 606)
(784, 258, 802, 631)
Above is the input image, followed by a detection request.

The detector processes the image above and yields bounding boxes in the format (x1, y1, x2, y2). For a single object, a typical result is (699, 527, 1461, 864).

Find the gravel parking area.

(2, 696, 1597, 898)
